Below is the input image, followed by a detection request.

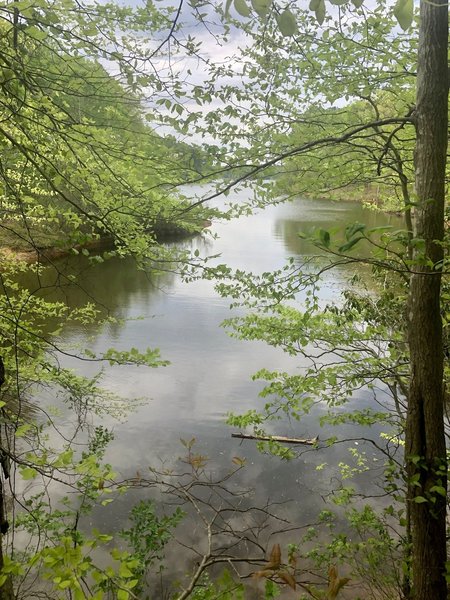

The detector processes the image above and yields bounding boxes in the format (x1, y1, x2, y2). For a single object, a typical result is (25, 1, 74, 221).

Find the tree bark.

(405, 2, 448, 599)
(0, 359, 14, 600)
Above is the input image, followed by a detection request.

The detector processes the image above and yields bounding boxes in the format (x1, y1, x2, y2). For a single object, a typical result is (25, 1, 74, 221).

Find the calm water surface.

(31, 194, 403, 591)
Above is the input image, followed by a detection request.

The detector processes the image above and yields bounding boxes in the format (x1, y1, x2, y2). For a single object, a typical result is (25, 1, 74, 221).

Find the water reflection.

(30, 195, 403, 469)
(21, 195, 402, 594)
(273, 198, 400, 256)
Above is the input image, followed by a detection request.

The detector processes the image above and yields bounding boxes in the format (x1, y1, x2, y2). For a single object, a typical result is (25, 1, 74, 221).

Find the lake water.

(25, 193, 403, 596)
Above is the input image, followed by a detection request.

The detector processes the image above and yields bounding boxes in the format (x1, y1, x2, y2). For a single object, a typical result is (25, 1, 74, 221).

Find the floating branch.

(231, 433, 319, 445)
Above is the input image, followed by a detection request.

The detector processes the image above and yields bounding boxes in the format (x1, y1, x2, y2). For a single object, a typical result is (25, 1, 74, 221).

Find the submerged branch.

(231, 433, 319, 445)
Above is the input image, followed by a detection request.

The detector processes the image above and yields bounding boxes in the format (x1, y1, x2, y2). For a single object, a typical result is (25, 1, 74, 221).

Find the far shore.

(0, 219, 212, 264)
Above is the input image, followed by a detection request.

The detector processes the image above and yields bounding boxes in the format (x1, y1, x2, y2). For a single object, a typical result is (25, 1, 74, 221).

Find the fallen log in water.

(231, 433, 319, 445)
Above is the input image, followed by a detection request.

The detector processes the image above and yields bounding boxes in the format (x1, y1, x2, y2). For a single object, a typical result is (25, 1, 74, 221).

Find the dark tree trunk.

(405, 2, 448, 599)
(0, 359, 13, 600)
(0, 486, 13, 600)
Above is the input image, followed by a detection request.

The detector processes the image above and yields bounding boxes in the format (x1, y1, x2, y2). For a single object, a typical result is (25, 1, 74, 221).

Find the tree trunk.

(0, 359, 14, 600)
(405, 2, 448, 599)
(0, 485, 13, 600)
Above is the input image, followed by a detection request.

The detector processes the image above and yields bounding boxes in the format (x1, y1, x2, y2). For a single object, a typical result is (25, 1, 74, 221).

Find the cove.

(22, 191, 403, 590)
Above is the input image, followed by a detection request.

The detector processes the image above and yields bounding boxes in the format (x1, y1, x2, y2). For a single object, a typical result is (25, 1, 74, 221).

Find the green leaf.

(251, 0, 271, 17)
(20, 467, 38, 480)
(117, 590, 129, 600)
(276, 9, 297, 36)
(25, 26, 48, 40)
(413, 495, 428, 504)
(430, 485, 447, 497)
(351, 0, 364, 6)
(339, 236, 364, 253)
(224, 0, 233, 16)
(409, 473, 421, 487)
(234, 0, 251, 17)
(315, 0, 326, 24)
(329, 0, 347, 5)
(52, 449, 74, 468)
(345, 222, 366, 240)
(393, 0, 413, 30)
(318, 228, 330, 247)
(119, 564, 133, 578)
(366, 225, 393, 234)
(82, 25, 99, 37)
